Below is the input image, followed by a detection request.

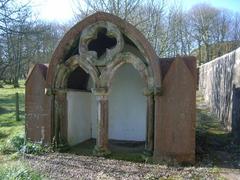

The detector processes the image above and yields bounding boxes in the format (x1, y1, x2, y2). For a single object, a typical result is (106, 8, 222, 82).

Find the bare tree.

(72, 0, 141, 21)
(189, 4, 220, 63)
(0, 1, 64, 87)
(72, 0, 166, 56)
(0, 0, 32, 86)
(231, 12, 240, 49)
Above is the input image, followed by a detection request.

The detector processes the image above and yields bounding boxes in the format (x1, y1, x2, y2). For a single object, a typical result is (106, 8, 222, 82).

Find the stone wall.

(199, 47, 240, 143)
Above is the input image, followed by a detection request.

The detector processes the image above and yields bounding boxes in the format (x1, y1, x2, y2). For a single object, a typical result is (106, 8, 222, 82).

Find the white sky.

(30, 0, 77, 23)
(17, 0, 240, 23)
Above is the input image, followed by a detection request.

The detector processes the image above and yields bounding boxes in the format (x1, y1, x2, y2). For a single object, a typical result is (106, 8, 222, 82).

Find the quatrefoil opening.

(88, 27, 117, 58)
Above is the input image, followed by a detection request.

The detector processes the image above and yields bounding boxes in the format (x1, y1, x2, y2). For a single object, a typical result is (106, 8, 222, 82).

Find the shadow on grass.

(0, 107, 12, 115)
(0, 131, 8, 140)
(196, 109, 240, 169)
(0, 93, 24, 109)
(0, 92, 25, 127)
(0, 93, 24, 103)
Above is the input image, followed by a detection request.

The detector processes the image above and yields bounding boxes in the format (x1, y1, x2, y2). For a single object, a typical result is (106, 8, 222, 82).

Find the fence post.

(16, 92, 20, 121)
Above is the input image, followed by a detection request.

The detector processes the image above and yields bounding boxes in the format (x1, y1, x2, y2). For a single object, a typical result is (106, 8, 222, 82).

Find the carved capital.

(154, 87, 163, 96)
(143, 88, 154, 96)
(45, 88, 54, 96)
(92, 87, 109, 96)
(45, 88, 68, 96)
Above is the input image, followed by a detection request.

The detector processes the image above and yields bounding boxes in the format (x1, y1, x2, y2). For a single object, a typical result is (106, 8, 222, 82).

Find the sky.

(21, 0, 240, 23)
(30, 0, 76, 23)
(181, 0, 240, 12)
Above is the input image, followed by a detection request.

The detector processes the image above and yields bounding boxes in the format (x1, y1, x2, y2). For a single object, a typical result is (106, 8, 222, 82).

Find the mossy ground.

(67, 139, 145, 163)
(196, 92, 240, 173)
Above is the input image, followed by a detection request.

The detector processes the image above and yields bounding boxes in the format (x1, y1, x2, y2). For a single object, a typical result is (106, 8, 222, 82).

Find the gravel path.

(25, 153, 218, 180)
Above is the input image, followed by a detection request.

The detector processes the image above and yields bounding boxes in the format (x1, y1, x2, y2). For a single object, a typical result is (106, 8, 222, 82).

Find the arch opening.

(108, 64, 147, 151)
(66, 66, 97, 146)
(67, 66, 89, 90)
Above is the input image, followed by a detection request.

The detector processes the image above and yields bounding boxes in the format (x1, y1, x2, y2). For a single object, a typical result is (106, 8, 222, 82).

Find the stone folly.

(25, 12, 196, 163)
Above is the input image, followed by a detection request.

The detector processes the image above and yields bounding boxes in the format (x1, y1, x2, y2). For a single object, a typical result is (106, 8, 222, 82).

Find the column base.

(143, 149, 153, 157)
(141, 149, 153, 162)
(55, 142, 70, 152)
(93, 145, 111, 157)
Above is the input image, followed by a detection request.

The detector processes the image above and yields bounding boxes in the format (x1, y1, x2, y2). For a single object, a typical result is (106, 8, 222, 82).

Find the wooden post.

(16, 92, 20, 121)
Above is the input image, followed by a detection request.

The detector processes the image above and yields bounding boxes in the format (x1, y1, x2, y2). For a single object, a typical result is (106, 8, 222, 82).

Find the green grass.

(0, 160, 43, 180)
(0, 81, 25, 146)
(196, 93, 240, 169)
(0, 81, 45, 179)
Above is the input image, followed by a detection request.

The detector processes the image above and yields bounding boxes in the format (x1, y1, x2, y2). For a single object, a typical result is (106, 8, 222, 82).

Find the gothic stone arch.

(26, 12, 196, 163)
(49, 16, 157, 153)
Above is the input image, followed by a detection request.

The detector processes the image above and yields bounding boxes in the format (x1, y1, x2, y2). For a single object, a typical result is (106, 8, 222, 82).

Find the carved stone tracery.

(54, 20, 156, 154)
(79, 21, 124, 66)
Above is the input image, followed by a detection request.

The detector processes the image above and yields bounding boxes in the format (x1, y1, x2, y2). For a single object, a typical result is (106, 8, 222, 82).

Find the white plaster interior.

(90, 94, 97, 139)
(67, 64, 147, 145)
(67, 91, 97, 146)
(109, 64, 147, 141)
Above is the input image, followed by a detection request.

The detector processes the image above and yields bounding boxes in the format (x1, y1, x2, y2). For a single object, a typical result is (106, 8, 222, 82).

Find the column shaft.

(96, 95, 109, 151)
(145, 94, 154, 152)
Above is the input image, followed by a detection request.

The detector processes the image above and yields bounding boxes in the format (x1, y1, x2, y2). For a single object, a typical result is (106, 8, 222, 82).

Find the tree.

(189, 4, 219, 63)
(0, 1, 65, 87)
(231, 12, 240, 49)
(0, 0, 32, 87)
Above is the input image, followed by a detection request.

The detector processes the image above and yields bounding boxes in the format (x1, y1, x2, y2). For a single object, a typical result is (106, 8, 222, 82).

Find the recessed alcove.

(66, 67, 97, 146)
(67, 67, 89, 90)
(109, 64, 147, 142)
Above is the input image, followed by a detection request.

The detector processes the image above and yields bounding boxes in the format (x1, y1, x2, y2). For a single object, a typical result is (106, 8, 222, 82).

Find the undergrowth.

(0, 161, 43, 180)
(0, 134, 52, 155)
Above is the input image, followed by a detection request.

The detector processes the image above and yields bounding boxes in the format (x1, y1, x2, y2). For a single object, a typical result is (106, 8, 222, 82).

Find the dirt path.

(220, 170, 240, 180)
(26, 153, 218, 180)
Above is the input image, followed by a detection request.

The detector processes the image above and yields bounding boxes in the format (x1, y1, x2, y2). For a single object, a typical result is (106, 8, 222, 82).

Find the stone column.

(92, 88, 110, 156)
(53, 89, 68, 147)
(144, 88, 154, 156)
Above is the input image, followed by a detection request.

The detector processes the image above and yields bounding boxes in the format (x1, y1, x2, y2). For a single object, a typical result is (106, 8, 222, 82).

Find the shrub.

(0, 162, 42, 180)
(0, 135, 51, 155)
(20, 142, 48, 155)
(10, 135, 25, 151)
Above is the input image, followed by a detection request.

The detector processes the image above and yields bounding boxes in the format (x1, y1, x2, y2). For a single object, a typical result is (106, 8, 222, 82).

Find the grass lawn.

(0, 81, 44, 179)
(0, 81, 25, 145)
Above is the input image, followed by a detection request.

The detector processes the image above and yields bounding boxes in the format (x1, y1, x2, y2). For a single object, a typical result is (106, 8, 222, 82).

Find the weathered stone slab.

(154, 57, 196, 164)
(25, 64, 51, 144)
